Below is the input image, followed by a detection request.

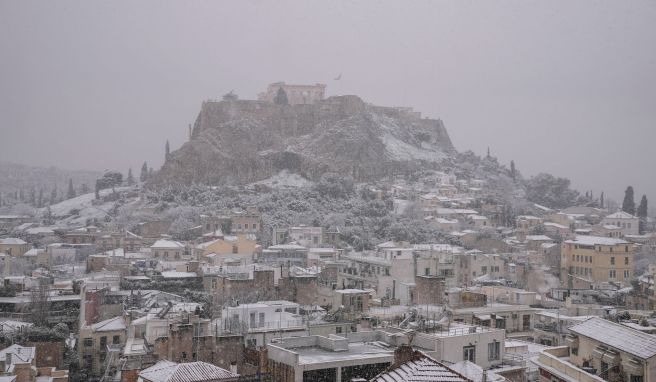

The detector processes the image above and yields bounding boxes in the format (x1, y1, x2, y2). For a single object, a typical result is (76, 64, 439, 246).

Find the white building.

(601, 211, 640, 236)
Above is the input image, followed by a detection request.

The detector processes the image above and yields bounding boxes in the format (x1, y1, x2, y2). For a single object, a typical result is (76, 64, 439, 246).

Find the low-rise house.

(150, 240, 186, 261)
(0, 344, 36, 382)
(195, 235, 258, 266)
(0, 239, 29, 258)
(537, 317, 656, 382)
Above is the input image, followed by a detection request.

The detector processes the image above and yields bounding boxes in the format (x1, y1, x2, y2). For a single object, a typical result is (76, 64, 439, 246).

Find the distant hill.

(0, 161, 102, 203)
(150, 95, 456, 186)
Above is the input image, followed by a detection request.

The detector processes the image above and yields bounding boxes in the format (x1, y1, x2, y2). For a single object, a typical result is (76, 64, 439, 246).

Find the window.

(83, 355, 93, 369)
(463, 345, 476, 362)
(113, 335, 120, 344)
(259, 312, 265, 328)
(488, 341, 500, 361)
(609, 270, 616, 279)
(84, 338, 93, 347)
(425, 268, 430, 276)
(611, 257, 615, 265)
(626, 246, 629, 252)
(244, 223, 249, 229)
(631, 375, 644, 382)
(336, 326, 343, 334)
(253, 223, 257, 230)
(482, 266, 487, 274)
(625, 257, 629, 265)
(246, 339, 257, 348)
(624, 270, 630, 278)
(100, 336, 107, 347)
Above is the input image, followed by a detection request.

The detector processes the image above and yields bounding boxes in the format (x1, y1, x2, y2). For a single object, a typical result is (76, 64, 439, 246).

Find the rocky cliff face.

(151, 95, 456, 186)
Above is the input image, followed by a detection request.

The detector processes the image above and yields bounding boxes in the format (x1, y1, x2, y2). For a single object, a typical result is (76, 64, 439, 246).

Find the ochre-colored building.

(561, 235, 634, 287)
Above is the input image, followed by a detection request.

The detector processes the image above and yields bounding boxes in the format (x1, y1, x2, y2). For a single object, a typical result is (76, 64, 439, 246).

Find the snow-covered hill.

(150, 95, 455, 186)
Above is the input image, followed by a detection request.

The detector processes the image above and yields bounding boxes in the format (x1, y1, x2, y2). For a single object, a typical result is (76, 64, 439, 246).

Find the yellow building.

(561, 235, 634, 287)
(0, 238, 29, 257)
(195, 235, 259, 265)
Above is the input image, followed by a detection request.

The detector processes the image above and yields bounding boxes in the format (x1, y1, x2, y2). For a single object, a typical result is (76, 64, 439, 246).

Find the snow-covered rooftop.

(570, 317, 656, 360)
(139, 360, 238, 382)
(564, 235, 629, 246)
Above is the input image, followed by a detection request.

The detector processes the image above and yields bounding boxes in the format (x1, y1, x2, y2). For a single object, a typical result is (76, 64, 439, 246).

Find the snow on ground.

(250, 170, 313, 188)
(42, 186, 138, 227)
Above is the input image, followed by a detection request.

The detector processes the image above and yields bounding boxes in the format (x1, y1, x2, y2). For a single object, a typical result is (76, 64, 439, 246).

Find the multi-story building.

(601, 211, 640, 236)
(561, 236, 634, 288)
(230, 207, 262, 236)
(78, 316, 127, 376)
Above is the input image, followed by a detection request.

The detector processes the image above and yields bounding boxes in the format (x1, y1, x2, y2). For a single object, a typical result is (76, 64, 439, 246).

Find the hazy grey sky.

(1, 0, 654, 203)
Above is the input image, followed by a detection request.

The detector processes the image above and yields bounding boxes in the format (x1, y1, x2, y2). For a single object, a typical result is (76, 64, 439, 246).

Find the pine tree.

(165, 140, 170, 162)
(274, 87, 289, 105)
(80, 183, 90, 194)
(50, 186, 57, 204)
(95, 182, 100, 200)
(600, 191, 605, 209)
(140, 162, 148, 182)
(637, 195, 648, 218)
(622, 186, 636, 215)
(127, 168, 135, 185)
(67, 179, 76, 199)
(37, 188, 43, 208)
(19, 188, 24, 202)
(29, 188, 36, 206)
(510, 160, 516, 181)
(487, 147, 491, 158)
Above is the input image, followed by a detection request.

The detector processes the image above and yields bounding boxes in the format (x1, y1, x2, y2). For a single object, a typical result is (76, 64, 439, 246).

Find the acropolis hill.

(151, 84, 455, 186)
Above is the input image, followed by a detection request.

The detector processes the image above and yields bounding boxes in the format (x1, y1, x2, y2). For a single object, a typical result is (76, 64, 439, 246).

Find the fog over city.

(1, 1, 654, 203)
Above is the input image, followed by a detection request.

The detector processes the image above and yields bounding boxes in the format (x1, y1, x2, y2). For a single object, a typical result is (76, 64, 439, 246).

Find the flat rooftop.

(295, 341, 394, 366)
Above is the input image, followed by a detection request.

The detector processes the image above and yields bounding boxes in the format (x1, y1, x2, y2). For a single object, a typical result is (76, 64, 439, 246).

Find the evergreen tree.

(510, 160, 516, 181)
(274, 87, 289, 105)
(165, 140, 170, 162)
(127, 168, 135, 185)
(67, 179, 76, 199)
(140, 162, 148, 182)
(37, 188, 43, 208)
(600, 191, 605, 209)
(95, 183, 100, 200)
(622, 186, 636, 215)
(80, 183, 90, 194)
(486, 147, 491, 158)
(29, 188, 36, 206)
(50, 186, 57, 204)
(19, 188, 24, 202)
(637, 195, 648, 218)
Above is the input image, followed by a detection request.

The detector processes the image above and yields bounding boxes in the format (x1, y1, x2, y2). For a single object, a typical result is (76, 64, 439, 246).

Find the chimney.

(229, 361, 238, 375)
(391, 344, 419, 369)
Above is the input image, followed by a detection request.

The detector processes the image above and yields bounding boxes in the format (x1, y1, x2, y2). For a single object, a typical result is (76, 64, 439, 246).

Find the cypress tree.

(67, 179, 76, 199)
(637, 195, 648, 218)
(622, 186, 636, 215)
